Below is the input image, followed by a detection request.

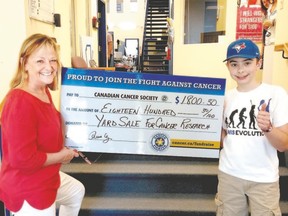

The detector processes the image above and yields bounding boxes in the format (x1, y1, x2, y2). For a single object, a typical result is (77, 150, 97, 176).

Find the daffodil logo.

(151, 133, 169, 151)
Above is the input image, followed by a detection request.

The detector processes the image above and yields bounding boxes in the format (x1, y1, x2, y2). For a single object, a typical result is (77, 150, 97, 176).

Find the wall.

(73, 0, 90, 57)
(0, 0, 93, 109)
(107, 0, 145, 49)
(0, 0, 26, 103)
(217, 0, 227, 31)
(25, 0, 76, 107)
(173, 0, 288, 91)
(173, 0, 237, 90)
(268, 0, 288, 89)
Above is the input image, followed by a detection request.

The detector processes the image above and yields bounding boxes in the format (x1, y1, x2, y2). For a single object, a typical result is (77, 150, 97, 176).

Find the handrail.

(274, 42, 288, 59)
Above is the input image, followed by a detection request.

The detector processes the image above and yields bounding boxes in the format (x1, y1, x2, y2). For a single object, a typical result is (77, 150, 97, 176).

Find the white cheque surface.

(61, 68, 226, 158)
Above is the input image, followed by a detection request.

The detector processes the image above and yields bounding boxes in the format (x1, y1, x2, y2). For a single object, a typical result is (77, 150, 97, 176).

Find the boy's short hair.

(223, 39, 260, 62)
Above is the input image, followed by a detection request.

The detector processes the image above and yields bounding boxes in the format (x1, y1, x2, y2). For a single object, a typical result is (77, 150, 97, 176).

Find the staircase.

(61, 153, 288, 216)
(141, 0, 170, 75)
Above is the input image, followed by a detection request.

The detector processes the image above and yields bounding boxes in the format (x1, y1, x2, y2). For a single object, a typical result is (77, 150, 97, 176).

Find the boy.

(215, 38, 288, 216)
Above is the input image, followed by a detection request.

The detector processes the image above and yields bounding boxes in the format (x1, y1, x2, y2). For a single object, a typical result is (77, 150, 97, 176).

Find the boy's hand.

(257, 103, 272, 132)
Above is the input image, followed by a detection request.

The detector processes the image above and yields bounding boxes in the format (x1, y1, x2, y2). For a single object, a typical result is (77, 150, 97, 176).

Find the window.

(184, 0, 226, 44)
(130, 0, 138, 12)
(117, 0, 123, 13)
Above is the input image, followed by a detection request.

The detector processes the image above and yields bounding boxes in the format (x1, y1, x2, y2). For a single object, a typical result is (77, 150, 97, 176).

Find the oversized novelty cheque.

(61, 68, 226, 158)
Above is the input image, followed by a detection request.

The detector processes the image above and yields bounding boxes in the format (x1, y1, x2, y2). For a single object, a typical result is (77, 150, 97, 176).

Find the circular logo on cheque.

(151, 133, 169, 151)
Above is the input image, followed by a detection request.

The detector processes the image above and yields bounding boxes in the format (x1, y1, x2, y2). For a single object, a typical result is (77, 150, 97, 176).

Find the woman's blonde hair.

(0, 33, 61, 121)
(11, 33, 61, 90)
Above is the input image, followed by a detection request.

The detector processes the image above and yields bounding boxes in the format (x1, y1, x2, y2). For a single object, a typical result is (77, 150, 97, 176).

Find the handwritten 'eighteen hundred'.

(101, 103, 176, 116)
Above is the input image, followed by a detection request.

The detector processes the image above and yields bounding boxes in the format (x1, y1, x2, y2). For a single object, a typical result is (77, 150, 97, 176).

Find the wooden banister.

(274, 42, 288, 59)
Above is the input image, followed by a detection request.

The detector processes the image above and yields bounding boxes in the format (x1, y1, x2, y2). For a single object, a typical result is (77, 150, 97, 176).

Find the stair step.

(147, 12, 168, 14)
(143, 52, 166, 55)
(149, 2, 169, 4)
(144, 39, 167, 42)
(145, 32, 168, 37)
(145, 23, 167, 26)
(146, 20, 167, 23)
(149, 4, 169, 8)
(143, 55, 167, 57)
(144, 32, 168, 35)
(143, 51, 166, 54)
(146, 27, 167, 30)
(142, 57, 167, 60)
(79, 193, 288, 216)
(65, 159, 288, 176)
(145, 29, 167, 33)
(143, 65, 169, 68)
(143, 62, 168, 65)
(142, 71, 169, 75)
(143, 65, 168, 69)
(143, 48, 166, 51)
(81, 193, 216, 212)
(62, 161, 288, 196)
(61, 160, 219, 175)
(144, 36, 168, 40)
(146, 25, 167, 28)
(147, 8, 169, 11)
(147, 12, 169, 15)
(148, 5, 169, 8)
(149, 0, 169, 2)
(144, 32, 168, 34)
(144, 34, 168, 37)
(147, 15, 169, 18)
(144, 36, 167, 38)
(63, 153, 288, 177)
(144, 42, 167, 46)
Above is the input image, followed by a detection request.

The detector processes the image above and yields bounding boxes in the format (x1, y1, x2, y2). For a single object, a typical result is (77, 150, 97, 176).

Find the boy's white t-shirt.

(219, 83, 288, 183)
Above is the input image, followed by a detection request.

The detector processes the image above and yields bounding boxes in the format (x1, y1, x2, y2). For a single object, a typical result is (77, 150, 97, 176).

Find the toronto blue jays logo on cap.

(232, 42, 246, 53)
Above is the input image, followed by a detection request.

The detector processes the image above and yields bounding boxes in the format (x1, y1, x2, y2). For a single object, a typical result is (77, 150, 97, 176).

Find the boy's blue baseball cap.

(223, 39, 260, 62)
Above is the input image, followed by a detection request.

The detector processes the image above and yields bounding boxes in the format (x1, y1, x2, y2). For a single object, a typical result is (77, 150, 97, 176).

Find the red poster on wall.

(236, 5, 263, 42)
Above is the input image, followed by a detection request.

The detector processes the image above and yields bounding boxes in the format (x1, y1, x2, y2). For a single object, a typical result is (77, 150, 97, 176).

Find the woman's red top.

(0, 89, 63, 211)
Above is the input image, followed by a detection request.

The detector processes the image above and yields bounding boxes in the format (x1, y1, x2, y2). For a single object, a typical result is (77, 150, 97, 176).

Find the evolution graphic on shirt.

(225, 98, 272, 136)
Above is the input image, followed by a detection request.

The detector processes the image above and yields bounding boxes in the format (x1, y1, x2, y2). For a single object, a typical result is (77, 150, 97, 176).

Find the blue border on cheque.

(61, 67, 226, 96)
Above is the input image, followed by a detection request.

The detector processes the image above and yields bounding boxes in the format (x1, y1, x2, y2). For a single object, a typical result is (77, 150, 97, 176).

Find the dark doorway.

(98, 0, 107, 67)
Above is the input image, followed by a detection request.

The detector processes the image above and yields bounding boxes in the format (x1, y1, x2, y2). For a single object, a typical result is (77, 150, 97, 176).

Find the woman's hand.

(44, 147, 79, 166)
(263, 19, 273, 30)
(60, 147, 79, 164)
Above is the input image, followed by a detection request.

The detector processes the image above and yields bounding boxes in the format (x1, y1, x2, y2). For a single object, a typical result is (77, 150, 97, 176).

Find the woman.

(0, 34, 85, 215)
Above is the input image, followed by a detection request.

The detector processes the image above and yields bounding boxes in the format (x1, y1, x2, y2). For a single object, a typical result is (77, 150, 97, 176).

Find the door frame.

(98, 0, 107, 67)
